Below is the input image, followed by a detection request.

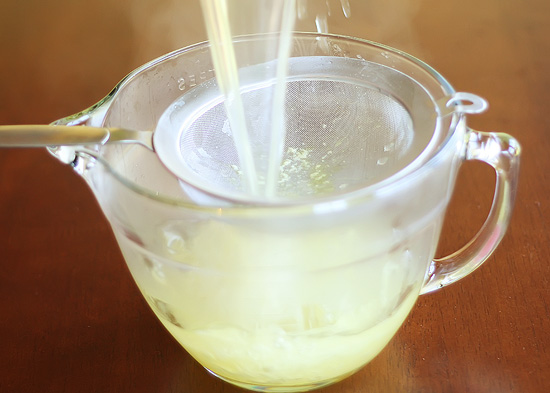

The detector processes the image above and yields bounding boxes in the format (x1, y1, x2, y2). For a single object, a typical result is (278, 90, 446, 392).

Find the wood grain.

(1, 1, 548, 392)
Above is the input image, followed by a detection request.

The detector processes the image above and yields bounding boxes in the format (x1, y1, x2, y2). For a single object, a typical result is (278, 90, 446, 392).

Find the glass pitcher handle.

(421, 129, 521, 294)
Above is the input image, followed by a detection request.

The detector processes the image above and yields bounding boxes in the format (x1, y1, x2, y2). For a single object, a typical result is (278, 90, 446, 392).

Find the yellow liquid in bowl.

(154, 289, 417, 390)
(116, 218, 430, 391)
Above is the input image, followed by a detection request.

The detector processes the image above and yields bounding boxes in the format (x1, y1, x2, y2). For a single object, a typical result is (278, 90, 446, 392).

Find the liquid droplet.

(340, 0, 351, 18)
(325, 0, 332, 16)
(297, 0, 308, 20)
(315, 13, 329, 34)
(377, 157, 389, 166)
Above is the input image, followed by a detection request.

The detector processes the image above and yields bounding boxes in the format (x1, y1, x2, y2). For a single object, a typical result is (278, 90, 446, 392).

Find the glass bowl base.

(205, 367, 360, 392)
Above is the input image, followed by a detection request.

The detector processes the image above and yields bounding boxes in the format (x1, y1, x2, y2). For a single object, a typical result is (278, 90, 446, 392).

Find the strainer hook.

(439, 92, 489, 116)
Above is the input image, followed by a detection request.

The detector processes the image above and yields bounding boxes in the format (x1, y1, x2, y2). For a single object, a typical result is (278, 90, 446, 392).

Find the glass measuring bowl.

(45, 33, 520, 392)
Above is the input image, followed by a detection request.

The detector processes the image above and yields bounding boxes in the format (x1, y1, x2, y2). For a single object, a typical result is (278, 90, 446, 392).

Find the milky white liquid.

(106, 166, 442, 391)
(118, 226, 425, 389)
(164, 292, 417, 389)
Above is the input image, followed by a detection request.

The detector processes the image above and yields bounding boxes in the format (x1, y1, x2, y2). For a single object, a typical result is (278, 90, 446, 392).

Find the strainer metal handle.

(421, 129, 521, 293)
(0, 125, 153, 149)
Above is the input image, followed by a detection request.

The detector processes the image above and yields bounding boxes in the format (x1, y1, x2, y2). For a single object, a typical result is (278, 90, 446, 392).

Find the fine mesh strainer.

(154, 56, 449, 203)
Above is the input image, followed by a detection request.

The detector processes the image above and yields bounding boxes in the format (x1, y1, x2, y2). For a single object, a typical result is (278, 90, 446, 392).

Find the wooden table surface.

(1, 1, 548, 392)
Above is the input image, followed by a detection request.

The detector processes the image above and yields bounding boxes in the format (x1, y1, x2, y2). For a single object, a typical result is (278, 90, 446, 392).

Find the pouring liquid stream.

(198, 0, 350, 200)
(199, 0, 297, 199)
